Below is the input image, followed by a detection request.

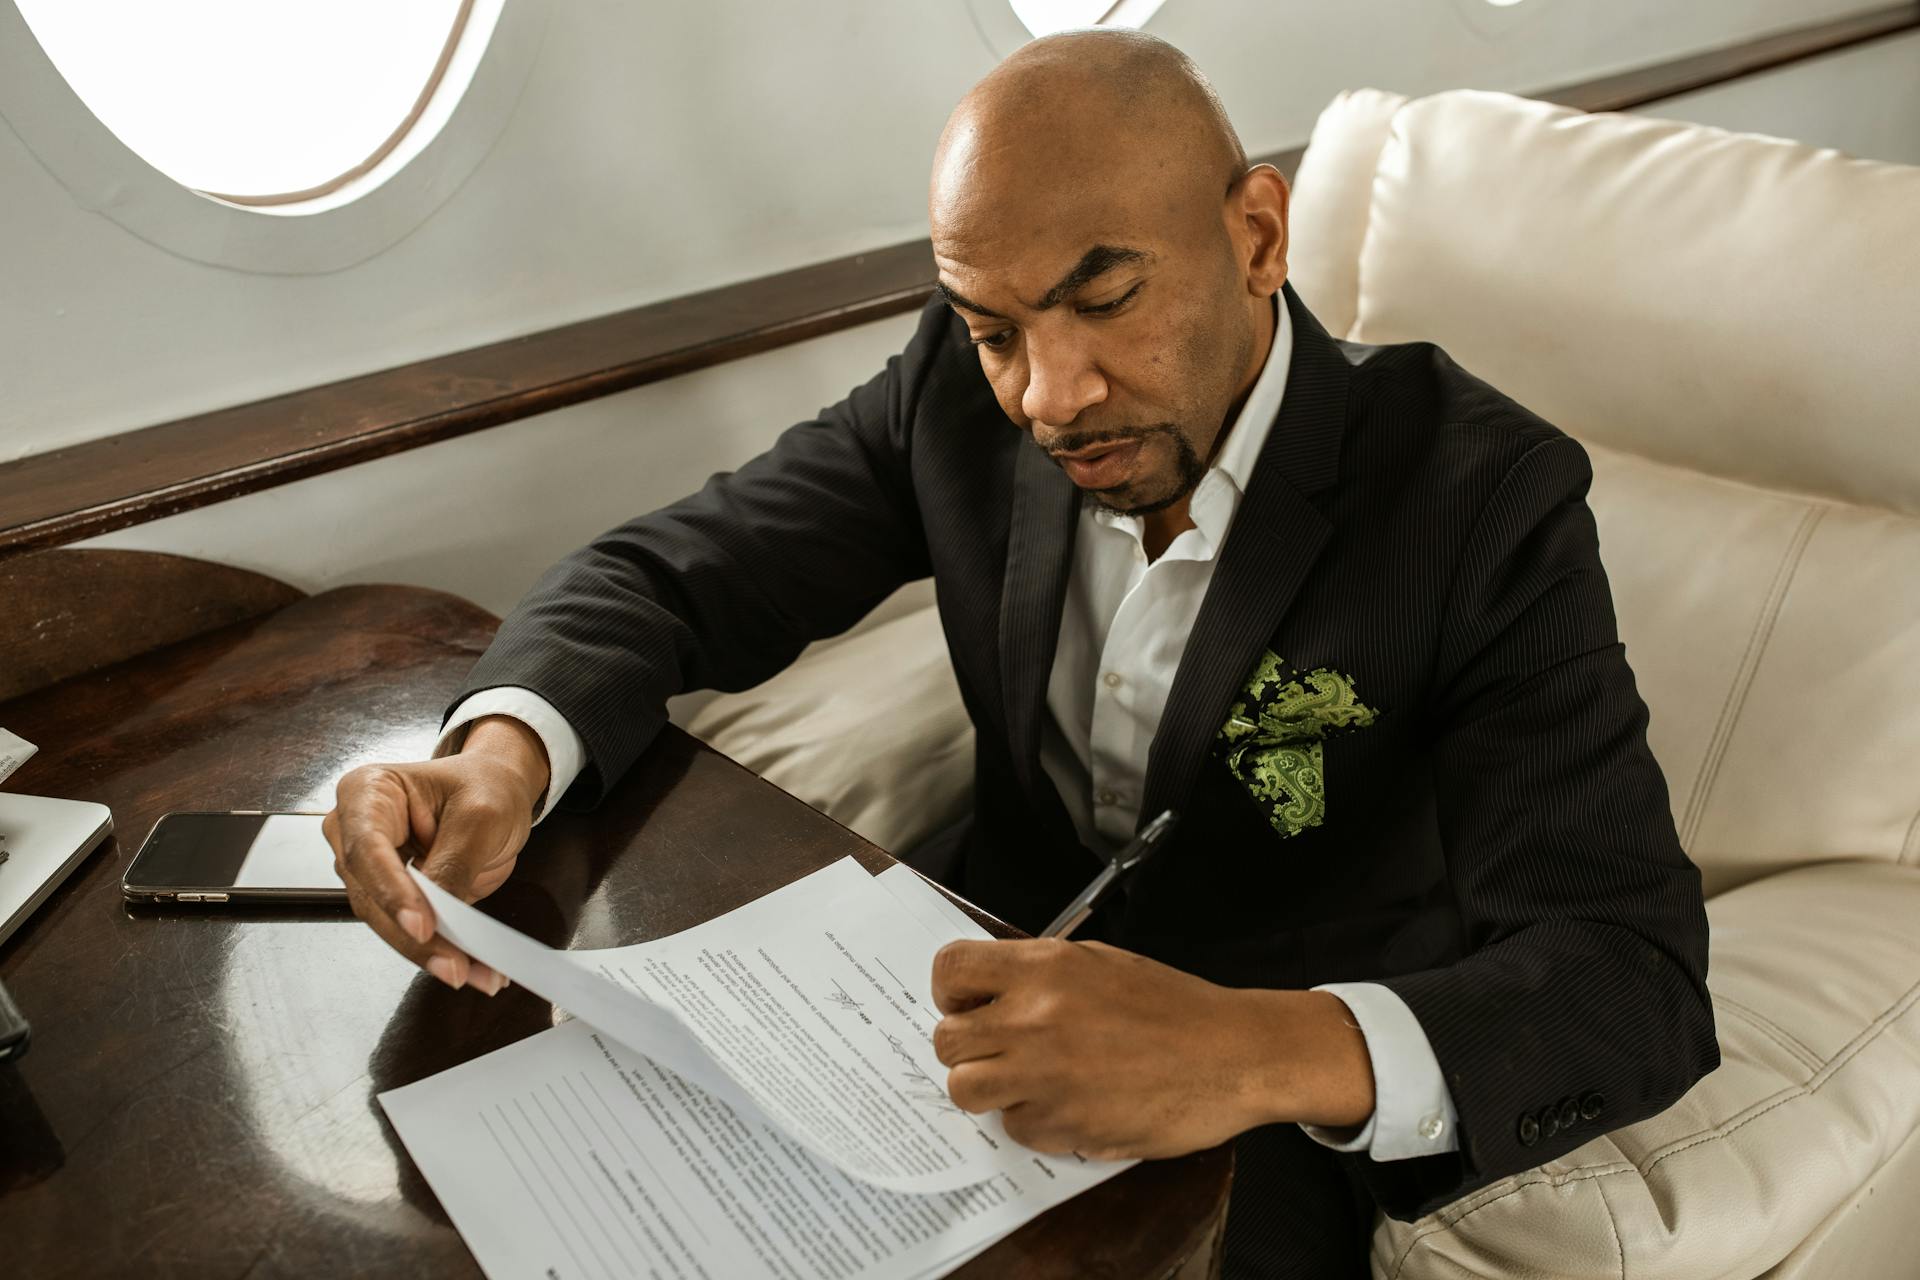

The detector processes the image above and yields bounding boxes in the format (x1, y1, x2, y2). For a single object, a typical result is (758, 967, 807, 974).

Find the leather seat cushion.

(1292, 87, 1920, 898)
(1369, 860, 1920, 1279)
(684, 598, 974, 855)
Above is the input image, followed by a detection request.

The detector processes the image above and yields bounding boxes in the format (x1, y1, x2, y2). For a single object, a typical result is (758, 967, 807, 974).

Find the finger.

(415, 789, 519, 904)
(931, 940, 1018, 1014)
(945, 1059, 1027, 1115)
(1000, 1102, 1077, 1156)
(340, 871, 499, 992)
(335, 765, 437, 945)
(931, 1006, 1011, 1067)
(399, 789, 518, 995)
(931, 938, 1077, 1014)
(335, 768, 509, 996)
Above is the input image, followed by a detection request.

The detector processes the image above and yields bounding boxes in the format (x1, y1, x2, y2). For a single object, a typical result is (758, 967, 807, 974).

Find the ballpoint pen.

(1039, 808, 1180, 939)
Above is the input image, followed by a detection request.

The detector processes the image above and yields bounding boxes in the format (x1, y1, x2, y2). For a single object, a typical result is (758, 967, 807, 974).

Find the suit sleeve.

(1354, 434, 1720, 1221)
(446, 300, 953, 809)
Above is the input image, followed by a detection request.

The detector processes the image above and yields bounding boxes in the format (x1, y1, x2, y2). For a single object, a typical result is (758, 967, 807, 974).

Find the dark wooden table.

(0, 581, 1230, 1278)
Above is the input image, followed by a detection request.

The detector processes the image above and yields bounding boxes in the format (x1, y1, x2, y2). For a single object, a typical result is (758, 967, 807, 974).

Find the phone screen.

(124, 812, 345, 902)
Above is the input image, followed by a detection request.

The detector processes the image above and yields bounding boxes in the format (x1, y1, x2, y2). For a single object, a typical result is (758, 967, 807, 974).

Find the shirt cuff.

(436, 688, 588, 825)
(1299, 981, 1460, 1161)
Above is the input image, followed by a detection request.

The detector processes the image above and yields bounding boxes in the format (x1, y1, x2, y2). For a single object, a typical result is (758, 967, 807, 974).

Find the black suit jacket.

(453, 283, 1718, 1220)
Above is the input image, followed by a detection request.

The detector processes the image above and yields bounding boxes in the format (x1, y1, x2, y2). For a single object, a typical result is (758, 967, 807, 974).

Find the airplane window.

(12, 0, 481, 209)
(1008, 0, 1170, 38)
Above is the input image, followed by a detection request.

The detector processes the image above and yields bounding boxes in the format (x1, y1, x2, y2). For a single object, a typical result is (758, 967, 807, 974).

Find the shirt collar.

(1209, 292, 1293, 501)
(1088, 292, 1292, 557)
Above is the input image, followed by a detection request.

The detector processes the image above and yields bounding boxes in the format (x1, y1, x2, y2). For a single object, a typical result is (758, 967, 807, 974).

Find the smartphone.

(122, 811, 347, 905)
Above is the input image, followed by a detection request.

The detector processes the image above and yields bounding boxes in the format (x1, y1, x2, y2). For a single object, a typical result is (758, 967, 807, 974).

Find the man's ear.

(1234, 164, 1290, 295)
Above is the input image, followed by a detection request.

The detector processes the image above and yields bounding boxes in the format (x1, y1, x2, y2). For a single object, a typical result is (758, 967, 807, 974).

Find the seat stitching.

(1643, 973, 1920, 1176)
(1595, 1171, 1627, 1280)
(1679, 504, 1824, 849)
(1713, 994, 1823, 1072)
(1387, 1164, 1639, 1279)
(1714, 995, 1822, 1069)
(1388, 974, 1920, 1273)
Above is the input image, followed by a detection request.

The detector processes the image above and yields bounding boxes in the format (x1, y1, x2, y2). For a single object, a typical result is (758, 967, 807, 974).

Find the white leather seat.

(695, 86, 1920, 1279)
(1287, 86, 1920, 1279)
(685, 595, 975, 855)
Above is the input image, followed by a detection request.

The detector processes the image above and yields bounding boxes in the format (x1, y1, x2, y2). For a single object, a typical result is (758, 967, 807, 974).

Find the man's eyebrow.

(1034, 245, 1150, 310)
(934, 244, 1152, 323)
(932, 280, 1008, 321)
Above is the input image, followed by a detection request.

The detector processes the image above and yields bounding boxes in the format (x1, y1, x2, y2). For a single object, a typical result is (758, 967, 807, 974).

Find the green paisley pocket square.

(1212, 651, 1380, 839)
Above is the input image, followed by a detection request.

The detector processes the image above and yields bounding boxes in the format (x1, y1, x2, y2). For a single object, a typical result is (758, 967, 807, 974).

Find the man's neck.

(1140, 499, 1193, 563)
(1208, 294, 1280, 469)
(1140, 294, 1282, 562)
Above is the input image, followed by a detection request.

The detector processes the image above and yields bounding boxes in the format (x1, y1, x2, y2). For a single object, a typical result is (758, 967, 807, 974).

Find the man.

(325, 30, 1717, 1277)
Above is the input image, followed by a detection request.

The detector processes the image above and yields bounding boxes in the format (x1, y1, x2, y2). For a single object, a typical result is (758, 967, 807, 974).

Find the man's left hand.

(929, 938, 1375, 1161)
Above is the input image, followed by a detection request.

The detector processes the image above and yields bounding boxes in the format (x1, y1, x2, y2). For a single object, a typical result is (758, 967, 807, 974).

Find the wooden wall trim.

(4, 3, 1914, 562)
(0, 242, 940, 558)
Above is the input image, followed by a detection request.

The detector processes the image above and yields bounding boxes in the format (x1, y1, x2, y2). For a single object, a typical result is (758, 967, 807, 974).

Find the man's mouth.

(1050, 438, 1142, 489)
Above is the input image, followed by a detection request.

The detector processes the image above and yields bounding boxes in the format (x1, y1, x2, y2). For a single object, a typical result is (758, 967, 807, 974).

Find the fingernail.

(398, 908, 430, 943)
(472, 968, 506, 997)
(426, 955, 464, 990)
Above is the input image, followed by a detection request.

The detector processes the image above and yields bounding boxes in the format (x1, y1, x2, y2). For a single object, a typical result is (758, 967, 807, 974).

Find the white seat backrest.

(1291, 89, 1920, 895)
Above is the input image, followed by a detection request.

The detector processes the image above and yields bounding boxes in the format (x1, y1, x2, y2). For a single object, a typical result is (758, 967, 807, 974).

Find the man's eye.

(972, 330, 1014, 351)
(1080, 282, 1143, 316)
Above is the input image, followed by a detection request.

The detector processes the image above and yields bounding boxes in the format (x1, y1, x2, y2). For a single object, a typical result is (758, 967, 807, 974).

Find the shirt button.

(1418, 1114, 1445, 1141)
(1097, 789, 1119, 806)
(1103, 671, 1124, 688)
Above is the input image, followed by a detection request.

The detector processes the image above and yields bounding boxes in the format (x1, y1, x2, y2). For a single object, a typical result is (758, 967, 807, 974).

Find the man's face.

(932, 180, 1260, 516)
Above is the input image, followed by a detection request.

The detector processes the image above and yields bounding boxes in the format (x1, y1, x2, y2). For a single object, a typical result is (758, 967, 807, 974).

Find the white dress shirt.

(438, 293, 1458, 1160)
(1031, 298, 1456, 1160)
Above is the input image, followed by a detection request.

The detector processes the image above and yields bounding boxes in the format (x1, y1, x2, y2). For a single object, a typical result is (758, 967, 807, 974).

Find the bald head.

(926, 31, 1289, 522)
(931, 30, 1246, 237)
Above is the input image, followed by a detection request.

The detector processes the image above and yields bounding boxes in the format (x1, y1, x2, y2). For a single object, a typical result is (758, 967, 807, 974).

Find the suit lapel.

(1137, 285, 1353, 827)
(998, 440, 1080, 803)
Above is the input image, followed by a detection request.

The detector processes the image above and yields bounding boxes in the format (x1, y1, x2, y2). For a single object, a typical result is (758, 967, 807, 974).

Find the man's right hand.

(323, 715, 552, 995)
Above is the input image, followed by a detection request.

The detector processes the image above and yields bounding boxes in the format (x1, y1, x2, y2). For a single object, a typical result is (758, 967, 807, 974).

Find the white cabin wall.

(82, 312, 924, 618)
(1645, 29, 1920, 167)
(6, 0, 1893, 457)
(10, 1, 1913, 620)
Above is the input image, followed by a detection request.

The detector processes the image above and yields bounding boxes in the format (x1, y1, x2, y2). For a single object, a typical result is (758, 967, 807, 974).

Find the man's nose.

(1021, 332, 1108, 431)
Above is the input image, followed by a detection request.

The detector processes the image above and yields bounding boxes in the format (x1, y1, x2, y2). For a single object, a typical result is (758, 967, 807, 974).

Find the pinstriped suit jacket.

(453, 283, 1718, 1220)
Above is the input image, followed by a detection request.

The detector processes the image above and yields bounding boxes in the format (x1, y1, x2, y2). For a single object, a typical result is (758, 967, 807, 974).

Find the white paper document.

(0, 728, 36, 787)
(380, 859, 1131, 1280)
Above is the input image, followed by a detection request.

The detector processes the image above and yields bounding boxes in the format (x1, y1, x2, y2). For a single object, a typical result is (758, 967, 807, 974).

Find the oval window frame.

(0, 0, 549, 274)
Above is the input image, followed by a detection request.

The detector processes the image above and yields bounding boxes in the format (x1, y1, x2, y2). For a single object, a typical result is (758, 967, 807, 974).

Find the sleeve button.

(1559, 1098, 1581, 1129)
(1541, 1107, 1561, 1139)
(1517, 1114, 1541, 1147)
(1580, 1092, 1606, 1121)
